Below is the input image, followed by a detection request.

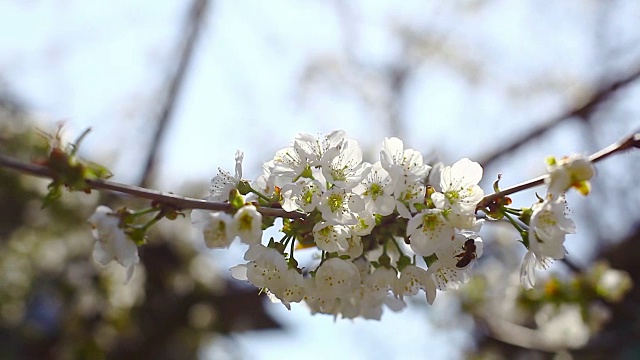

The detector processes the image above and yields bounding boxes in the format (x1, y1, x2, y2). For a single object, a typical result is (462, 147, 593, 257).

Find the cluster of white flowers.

(519, 154, 595, 289)
(84, 130, 598, 319)
(187, 131, 486, 319)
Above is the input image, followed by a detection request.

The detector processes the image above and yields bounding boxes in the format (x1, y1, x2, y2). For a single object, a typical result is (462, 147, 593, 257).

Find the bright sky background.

(2, 1, 640, 359)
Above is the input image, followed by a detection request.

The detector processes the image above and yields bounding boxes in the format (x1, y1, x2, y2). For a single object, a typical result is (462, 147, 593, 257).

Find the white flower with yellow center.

(318, 187, 365, 225)
(432, 158, 484, 219)
(354, 161, 396, 216)
(233, 205, 263, 245)
(545, 153, 595, 199)
(312, 221, 351, 253)
(321, 139, 371, 189)
(406, 209, 455, 256)
(191, 209, 235, 249)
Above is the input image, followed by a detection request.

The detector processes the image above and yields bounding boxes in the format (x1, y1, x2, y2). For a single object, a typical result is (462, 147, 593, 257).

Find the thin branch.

(476, 311, 572, 353)
(139, 0, 208, 188)
(478, 65, 640, 167)
(0, 154, 306, 219)
(476, 130, 640, 209)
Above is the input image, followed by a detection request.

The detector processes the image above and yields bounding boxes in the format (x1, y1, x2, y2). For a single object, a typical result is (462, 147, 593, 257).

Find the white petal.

(520, 251, 537, 290)
(229, 264, 249, 281)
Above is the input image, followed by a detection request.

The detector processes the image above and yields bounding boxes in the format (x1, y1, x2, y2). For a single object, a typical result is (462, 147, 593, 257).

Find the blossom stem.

(249, 188, 271, 203)
(70, 128, 92, 157)
(503, 207, 522, 216)
(142, 215, 162, 232)
(502, 212, 528, 245)
(131, 208, 161, 217)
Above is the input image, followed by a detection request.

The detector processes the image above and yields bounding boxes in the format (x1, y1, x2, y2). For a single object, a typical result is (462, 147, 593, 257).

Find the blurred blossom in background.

(1, 1, 640, 359)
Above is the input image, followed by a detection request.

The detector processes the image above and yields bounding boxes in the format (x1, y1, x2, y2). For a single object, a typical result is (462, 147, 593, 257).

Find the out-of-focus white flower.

(88, 206, 139, 283)
(536, 304, 590, 349)
(546, 153, 595, 199)
(233, 205, 263, 245)
(191, 209, 235, 249)
(597, 267, 633, 302)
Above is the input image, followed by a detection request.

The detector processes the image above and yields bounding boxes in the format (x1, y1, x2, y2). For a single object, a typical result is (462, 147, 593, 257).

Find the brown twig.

(0, 154, 306, 219)
(478, 66, 640, 167)
(139, 0, 209, 188)
(476, 130, 640, 209)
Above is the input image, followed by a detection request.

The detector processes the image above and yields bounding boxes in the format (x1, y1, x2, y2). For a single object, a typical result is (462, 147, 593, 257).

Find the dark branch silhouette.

(139, 0, 209, 188)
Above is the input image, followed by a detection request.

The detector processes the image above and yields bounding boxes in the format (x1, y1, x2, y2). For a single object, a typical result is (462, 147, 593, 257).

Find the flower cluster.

(82, 129, 599, 320)
(190, 131, 486, 319)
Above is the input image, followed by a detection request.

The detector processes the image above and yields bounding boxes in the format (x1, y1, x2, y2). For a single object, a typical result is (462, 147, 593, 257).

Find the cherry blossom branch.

(476, 130, 640, 209)
(1, 129, 637, 219)
(0, 154, 306, 219)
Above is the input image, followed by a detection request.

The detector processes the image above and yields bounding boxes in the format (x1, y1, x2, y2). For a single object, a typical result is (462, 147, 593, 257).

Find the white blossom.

(280, 179, 324, 213)
(321, 139, 371, 189)
(349, 210, 376, 237)
(354, 161, 396, 216)
(379, 137, 430, 182)
(314, 258, 361, 299)
(88, 206, 139, 283)
(520, 196, 575, 289)
(233, 205, 263, 245)
(312, 221, 351, 253)
(210, 150, 244, 202)
(546, 153, 595, 199)
(230, 244, 288, 289)
(317, 187, 365, 225)
(406, 209, 455, 256)
(272, 146, 307, 180)
(395, 265, 437, 305)
(431, 158, 484, 223)
(426, 233, 483, 293)
(294, 130, 345, 167)
(191, 209, 235, 249)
